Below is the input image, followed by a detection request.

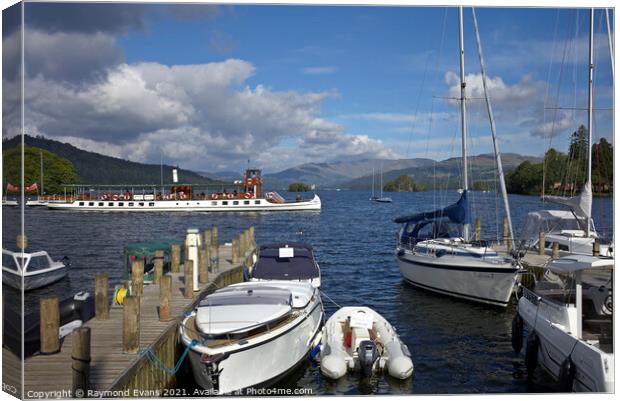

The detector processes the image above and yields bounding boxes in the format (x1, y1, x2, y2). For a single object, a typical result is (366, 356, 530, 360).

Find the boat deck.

(2, 244, 251, 398)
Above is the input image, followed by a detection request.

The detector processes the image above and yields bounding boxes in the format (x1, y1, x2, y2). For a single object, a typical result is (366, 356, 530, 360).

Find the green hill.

(2, 144, 78, 194)
(2, 135, 220, 186)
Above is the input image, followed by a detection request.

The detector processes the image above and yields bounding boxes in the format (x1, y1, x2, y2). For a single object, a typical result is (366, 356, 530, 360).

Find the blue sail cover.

(394, 190, 470, 225)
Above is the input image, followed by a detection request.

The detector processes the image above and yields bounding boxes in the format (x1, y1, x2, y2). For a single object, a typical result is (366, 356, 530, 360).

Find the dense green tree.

(3, 145, 78, 194)
(384, 175, 425, 192)
(288, 182, 310, 192)
(505, 161, 544, 195)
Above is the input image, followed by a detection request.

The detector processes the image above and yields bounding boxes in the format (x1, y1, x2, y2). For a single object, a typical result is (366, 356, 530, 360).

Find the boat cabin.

(2, 250, 60, 276)
(521, 255, 613, 352)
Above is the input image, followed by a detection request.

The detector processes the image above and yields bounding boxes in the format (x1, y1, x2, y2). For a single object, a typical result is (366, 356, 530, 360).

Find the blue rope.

(139, 339, 203, 375)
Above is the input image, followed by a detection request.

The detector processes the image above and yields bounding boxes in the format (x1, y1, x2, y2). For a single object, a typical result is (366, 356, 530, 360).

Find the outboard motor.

(357, 340, 379, 377)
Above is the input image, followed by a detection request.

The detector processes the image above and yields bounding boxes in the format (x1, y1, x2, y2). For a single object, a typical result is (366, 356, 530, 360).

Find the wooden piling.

(159, 275, 171, 322)
(203, 229, 212, 248)
(552, 241, 560, 259)
(199, 248, 209, 284)
(40, 297, 60, 354)
(249, 226, 255, 246)
(153, 250, 164, 285)
(239, 233, 245, 258)
(211, 226, 219, 247)
(170, 244, 180, 273)
(593, 238, 600, 256)
(131, 260, 144, 299)
(122, 296, 140, 353)
(232, 239, 239, 264)
(184, 260, 194, 298)
(95, 273, 109, 320)
(16, 234, 27, 250)
(71, 327, 91, 396)
(474, 217, 481, 241)
(503, 217, 512, 251)
(538, 231, 546, 256)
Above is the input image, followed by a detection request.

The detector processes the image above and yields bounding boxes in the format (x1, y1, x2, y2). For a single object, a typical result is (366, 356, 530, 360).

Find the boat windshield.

(2, 253, 20, 271)
(26, 255, 51, 272)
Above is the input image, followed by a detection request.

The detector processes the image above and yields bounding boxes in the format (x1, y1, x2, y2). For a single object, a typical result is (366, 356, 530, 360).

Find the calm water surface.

(1, 190, 613, 394)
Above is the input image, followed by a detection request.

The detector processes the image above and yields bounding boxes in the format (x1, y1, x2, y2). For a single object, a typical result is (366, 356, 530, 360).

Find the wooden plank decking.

(2, 244, 250, 399)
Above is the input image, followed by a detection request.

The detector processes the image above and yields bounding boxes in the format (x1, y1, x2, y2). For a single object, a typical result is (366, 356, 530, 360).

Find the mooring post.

(123, 296, 140, 353)
(170, 244, 181, 273)
(16, 234, 27, 250)
(538, 231, 546, 256)
(552, 241, 560, 259)
(249, 226, 255, 247)
(238, 233, 245, 259)
(211, 226, 219, 247)
(199, 247, 209, 284)
(95, 273, 109, 320)
(593, 238, 601, 256)
(131, 260, 144, 299)
(184, 260, 194, 298)
(203, 229, 212, 249)
(71, 327, 91, 396)
(153, 250, 164, 285)
(40, 297, 60, 354)
(232, 239, 239, 264)
(474, 217, 481, 241)
(159, 275, 171, 322)
(503, 217, 511, 251)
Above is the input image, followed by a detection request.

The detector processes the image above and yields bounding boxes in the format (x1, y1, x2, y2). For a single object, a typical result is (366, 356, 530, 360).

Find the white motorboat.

(394, 7, 521, 307)
(514, 254, 613, 392)
(250, 242, 321, 288)
(180, 281, 324, 394)
(2, 199, 18, 206)
(320, 306, 413, 380)
(46, 168, 321, 212)
(2, 249, 69, 291)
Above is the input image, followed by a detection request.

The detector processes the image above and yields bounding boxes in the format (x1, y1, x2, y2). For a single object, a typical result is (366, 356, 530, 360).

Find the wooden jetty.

(2, 227, 256, 399)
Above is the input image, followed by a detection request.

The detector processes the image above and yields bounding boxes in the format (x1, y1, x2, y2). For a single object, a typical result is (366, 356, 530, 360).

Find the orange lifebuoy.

(227, 193, 234, 199)
(243, 192, 252, 199)
(245, 178, 253, 186)
(211, 193, 218, 200)
(112, 194, 119, 201)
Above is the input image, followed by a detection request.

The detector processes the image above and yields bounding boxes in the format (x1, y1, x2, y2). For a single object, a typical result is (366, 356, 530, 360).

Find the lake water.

(1, 190, 613, 394)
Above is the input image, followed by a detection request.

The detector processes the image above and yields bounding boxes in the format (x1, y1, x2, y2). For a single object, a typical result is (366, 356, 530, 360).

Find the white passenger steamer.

(46, 169, 321, 212)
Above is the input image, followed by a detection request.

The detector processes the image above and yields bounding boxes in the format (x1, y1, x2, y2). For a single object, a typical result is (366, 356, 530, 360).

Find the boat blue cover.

(252, 243, 319, 281)
(394, 190, 470, 224)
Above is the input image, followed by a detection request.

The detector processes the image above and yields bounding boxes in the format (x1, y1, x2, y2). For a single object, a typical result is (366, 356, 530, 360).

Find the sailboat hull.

(396, 247, 519, 307)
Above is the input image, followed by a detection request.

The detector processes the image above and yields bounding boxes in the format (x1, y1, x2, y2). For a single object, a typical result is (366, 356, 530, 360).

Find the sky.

(1, 2, 615, 173)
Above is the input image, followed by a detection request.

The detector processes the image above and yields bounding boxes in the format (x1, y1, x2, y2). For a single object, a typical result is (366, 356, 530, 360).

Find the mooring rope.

(320, 290, 342, 309)
(139, 338, 203, 375)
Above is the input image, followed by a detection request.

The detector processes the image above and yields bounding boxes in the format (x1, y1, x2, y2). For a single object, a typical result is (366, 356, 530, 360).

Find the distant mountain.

(262, 158, 435, 189)
(342, 153, 542, 190)
(2, 135, 221, 186)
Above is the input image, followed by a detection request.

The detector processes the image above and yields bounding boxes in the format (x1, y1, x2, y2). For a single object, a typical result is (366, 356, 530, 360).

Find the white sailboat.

(370, 162, 392, 203)
(394, 7, 521, 307)
(513, 9, 614, 393)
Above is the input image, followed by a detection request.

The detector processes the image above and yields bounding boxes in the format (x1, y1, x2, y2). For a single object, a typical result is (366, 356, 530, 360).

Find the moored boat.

(320, 306, 413, 380)
(46, 168, 321, 212)
(2, 249, 69, 291)
(514, 254, 613, 392)
(179, 280, 324, 394)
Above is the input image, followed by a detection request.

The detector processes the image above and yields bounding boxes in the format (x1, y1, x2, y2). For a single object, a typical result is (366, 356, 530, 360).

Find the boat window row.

(76, 200, 263, 207)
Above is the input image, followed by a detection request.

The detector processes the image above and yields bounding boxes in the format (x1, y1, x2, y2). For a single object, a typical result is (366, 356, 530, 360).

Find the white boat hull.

(46, 195, 321, 212)
(184, 297, 323, 394)
(2, 266, 68, 291)
(396, 247, 519, 307)
(518, 297, 614, 392)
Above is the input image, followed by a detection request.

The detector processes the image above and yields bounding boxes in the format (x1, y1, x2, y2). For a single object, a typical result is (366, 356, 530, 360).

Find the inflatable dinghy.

(320, 306, 413, 380)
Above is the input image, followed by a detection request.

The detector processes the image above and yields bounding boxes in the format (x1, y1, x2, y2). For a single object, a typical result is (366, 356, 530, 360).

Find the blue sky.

(1, 2, 615, 172)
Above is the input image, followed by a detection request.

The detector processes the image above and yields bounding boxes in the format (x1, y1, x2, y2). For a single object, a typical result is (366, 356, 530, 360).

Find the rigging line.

(542, 9, 562, 200)
(605, 9, 614, 81)
(405, 51, 432, 159)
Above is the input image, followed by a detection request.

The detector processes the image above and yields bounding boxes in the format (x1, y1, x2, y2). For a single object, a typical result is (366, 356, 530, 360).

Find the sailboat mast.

(471, 8, 514, 250)
(458, 6, 469, 240)
(606, 9, 614, 82)
(380, 163, 383, 197)
(40, 150, 44, 195)
(586, 8, 594, 237)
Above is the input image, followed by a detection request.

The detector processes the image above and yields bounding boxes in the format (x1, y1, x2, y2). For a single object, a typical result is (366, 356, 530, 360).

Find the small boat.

(514, 254, 613, 392)
(46, 168, 321, 212)
(180, 281, 324, 394)
(2, 249, 69, 291)
(2, 199, 18, 206)
(2, 291, 94, 357)
(250, 242, 321, 288)
(320, 306, 413, 380)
